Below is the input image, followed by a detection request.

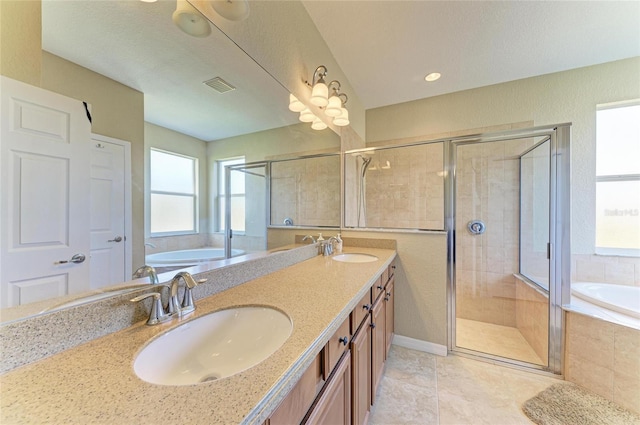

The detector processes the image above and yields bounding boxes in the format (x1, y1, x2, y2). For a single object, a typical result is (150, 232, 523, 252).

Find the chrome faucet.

(321, 237, 338, 256)
(132, 265, 159, 284)
(168, 272, 205, 316)
(130, 291, 170, 325)
(302, 235, 317, 244)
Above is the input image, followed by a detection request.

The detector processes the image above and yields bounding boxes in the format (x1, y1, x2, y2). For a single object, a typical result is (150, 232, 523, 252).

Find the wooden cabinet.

(351, 314, 371, 425)
(351, 290, 372, 335)
(325, 317, 350, 375)
(384, 277, 395, 358)
(305, 351, 352, 425)
(370, 294, 386, 403)
(268, 353, 324, 425)
(372, 275, 385, 303)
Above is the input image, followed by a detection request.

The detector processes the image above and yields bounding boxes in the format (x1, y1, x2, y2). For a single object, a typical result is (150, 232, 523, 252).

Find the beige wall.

(368, 58, 640, 255)
(0, 1, 41, 86)
(41, 52, 145, 269)
(268, 228, 448, 346)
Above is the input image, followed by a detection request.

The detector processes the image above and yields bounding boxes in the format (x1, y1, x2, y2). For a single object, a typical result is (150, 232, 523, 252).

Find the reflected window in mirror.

(150, 149, 198, 235)
(217, 157, 246, 233)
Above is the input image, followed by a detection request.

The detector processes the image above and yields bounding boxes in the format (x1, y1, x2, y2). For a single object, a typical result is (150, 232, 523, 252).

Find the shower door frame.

(224, 161, 271, 259)
(446, 124, 571, 374)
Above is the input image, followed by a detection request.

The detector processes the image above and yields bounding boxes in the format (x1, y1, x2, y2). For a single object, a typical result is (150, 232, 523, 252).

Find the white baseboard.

(392, 334, 448, 357)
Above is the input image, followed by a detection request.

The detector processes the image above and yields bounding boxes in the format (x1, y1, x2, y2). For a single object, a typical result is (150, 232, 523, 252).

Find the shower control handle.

(467, 220, 486, 235)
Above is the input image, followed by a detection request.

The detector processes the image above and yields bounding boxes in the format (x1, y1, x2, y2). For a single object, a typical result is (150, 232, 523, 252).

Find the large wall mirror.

(1, 0, 340, 323)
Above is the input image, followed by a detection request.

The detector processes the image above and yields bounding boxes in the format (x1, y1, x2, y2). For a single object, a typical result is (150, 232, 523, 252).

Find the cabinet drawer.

(351, 290, 372, 334)
(268, 352, 324, 425)
(325, 317, 350, 377)
(388, 259, 396, 280)
(372, 275, 385, 302)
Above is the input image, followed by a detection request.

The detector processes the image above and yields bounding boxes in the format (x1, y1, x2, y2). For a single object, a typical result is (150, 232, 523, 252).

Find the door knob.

(57, 254, 86, 264)
(108, 236, 123, 243)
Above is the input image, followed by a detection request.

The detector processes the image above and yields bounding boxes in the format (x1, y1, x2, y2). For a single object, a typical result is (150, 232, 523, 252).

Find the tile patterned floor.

(369, 345, 558, 425)
(456, 318, 544, 365)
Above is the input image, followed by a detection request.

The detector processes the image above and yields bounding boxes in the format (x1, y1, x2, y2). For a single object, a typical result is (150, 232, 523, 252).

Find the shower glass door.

(224, 162, 268, 258)
(449, 125, 570, 374)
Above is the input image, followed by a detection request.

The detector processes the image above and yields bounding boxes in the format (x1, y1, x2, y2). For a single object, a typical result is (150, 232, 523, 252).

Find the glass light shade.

(299, 108, 315, 123)
(172, 0, 211, 38)
(324, 95, 343, 117)
(310, 82, 329, 107)
(333, 108, 350, 126)
(311, 117, 328, 130)
(288, 94, 305, 112)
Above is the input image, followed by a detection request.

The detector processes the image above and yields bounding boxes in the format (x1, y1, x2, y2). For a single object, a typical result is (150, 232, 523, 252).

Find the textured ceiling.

(42, 1, 640, 141)
(42, 0, 298, 141)
(303, 1, 640, 109)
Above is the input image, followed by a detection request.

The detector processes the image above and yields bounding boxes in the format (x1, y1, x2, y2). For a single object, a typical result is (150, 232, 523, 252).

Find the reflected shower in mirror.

(270, 155, 341, 228)
(345, 143, 445, 230)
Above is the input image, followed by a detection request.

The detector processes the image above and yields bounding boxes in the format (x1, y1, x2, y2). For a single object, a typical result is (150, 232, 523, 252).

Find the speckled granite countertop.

(0, 247, 396, 425)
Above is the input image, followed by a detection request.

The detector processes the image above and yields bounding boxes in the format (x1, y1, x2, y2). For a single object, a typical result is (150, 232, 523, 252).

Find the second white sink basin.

(332, 253, 379, 263)
(134, 306, 292, 386)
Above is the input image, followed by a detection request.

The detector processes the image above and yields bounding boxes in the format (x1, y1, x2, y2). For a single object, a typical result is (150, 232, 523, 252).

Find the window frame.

(594, 100, 640, 257)
(149, 148, 199, 237)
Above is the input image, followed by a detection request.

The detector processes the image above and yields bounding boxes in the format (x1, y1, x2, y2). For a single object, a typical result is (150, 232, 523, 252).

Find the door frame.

(445, 124, 571, 375)
(91, 133, 133, 279)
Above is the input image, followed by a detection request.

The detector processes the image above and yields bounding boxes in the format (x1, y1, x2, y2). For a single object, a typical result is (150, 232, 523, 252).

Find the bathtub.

(570, 282, 640, 330)
(146, 248, 245, 267)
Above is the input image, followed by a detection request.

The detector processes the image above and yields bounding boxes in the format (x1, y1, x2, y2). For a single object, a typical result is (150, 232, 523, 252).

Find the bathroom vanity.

(0, 246, 396, 424)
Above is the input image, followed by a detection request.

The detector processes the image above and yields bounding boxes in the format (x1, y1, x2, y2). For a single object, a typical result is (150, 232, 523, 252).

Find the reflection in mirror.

(345, 143, 445, 230)
(1, 0, 340, 323)
(270, 154, 341, 228)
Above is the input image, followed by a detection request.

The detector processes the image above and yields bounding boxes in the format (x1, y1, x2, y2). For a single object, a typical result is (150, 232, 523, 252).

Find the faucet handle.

(131, 292, 170, 326)
(181, 277, 205, 314)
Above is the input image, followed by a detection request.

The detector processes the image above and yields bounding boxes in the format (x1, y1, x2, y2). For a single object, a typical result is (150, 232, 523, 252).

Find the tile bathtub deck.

(370, 345, 559, 425)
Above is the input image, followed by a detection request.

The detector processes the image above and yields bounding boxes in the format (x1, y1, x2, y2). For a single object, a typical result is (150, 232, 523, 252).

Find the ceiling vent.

(203, 77, 236, 94)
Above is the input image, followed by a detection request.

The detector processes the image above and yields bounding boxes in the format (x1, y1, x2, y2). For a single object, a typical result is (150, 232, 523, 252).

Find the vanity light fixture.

(310, 66, 329, 107)
(425, 72, 441, 82)
(290, 65, 350, 130)
(173, 0, 211, 37)
(210, 0, 250, 22)
(288, 94, 305, 112)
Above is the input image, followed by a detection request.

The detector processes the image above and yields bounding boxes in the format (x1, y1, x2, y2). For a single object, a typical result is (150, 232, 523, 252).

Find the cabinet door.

(384, 277, 395, 358)
(268, 352, 324, 425)
(372, 275, 385, 302)
(352, 290, 372, 335)
(305, 351, 352, 425)
(351, 315, 371, 425)
(371, 296, 386, 404)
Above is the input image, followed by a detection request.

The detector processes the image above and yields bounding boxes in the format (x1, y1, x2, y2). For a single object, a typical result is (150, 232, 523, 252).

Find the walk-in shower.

(448, 125, 570, 374)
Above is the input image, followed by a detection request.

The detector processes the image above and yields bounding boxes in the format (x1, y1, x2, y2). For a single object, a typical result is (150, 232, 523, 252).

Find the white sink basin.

(332, 253, 379, 263)
(134, 306, 292, 386)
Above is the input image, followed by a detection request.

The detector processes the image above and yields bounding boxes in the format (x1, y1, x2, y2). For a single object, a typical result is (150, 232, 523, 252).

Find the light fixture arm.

(328, 80, 341, 95)
(338, 93, 348, 106)
(312, 65, 328, 85)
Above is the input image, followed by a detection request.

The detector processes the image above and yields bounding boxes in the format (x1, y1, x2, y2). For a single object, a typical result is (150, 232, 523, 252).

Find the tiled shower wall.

(455, 139, 533, 327)
(363, 143, 444, 229)
(270, 156, 340, 228)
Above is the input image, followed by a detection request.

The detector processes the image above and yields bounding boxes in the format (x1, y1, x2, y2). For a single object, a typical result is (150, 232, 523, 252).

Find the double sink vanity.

(0, 241, 397, 424)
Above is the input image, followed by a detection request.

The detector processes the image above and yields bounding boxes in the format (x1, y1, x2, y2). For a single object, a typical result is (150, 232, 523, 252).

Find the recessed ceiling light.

(425, 72, 441, 82)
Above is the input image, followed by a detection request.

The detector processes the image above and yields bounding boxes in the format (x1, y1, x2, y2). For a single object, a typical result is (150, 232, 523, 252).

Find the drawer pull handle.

(363, 304, 371, 311)
(338, 336, 349, 346)
(377, 285, 383, 290)
(384, 296, 390, 301)
(370, 323, 376, 329)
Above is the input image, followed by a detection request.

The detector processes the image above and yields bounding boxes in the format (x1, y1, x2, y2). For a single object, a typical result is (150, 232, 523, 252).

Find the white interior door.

(0, 76, 91, 308)
(90, 135, 130, 289)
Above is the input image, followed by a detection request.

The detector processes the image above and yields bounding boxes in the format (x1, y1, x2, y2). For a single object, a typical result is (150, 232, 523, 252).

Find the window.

(595, 101, 640, 256)
(217, 157, 245, 233)
(150, 149, 198, 235)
